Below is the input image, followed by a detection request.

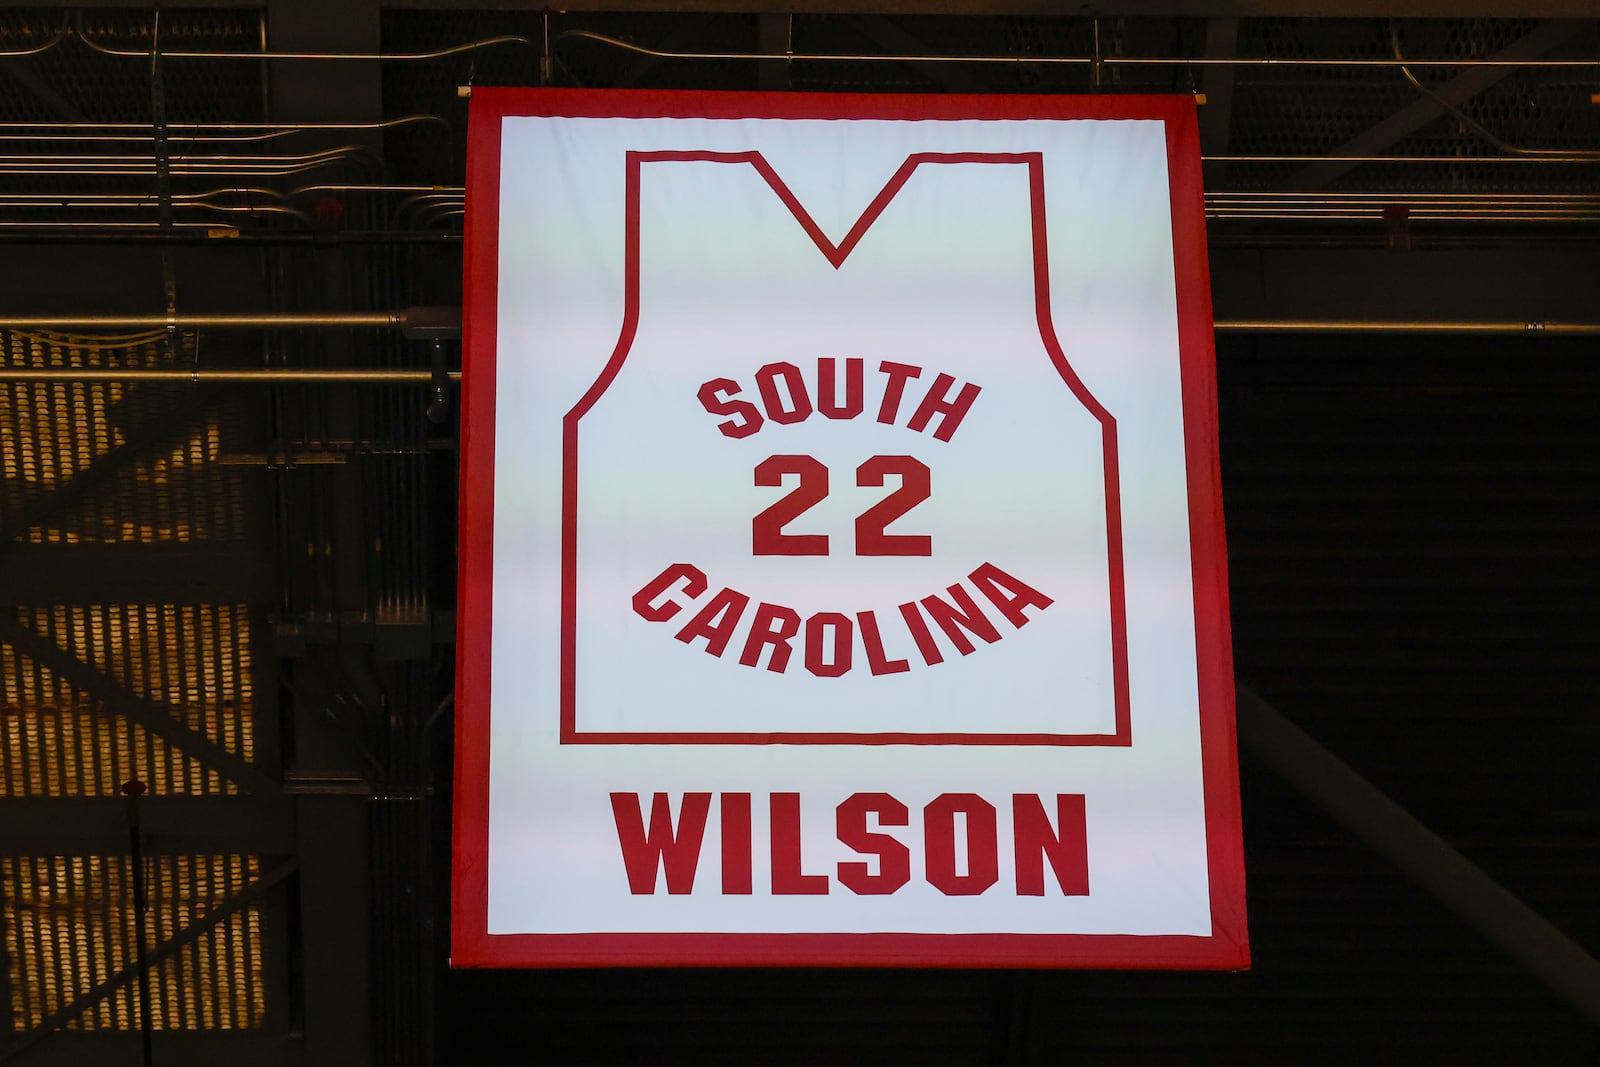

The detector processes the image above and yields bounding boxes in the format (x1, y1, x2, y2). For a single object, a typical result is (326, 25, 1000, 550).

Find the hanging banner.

(454, 89, 1247, 968)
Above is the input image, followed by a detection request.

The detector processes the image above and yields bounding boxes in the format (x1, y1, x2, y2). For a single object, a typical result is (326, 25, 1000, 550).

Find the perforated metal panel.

(0, 333, 247, 545)
(2, 854, 266, 1031)
(0, 603, 255, 797)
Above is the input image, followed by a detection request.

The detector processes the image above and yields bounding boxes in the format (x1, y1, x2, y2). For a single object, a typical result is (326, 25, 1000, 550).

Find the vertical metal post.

(122, 779, 155, 1067)
(267, 1, 383, 1063)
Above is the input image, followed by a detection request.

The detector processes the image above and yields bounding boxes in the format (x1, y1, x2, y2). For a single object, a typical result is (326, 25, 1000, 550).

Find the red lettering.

(721, 793, 753, 895)
(770, 793, 829, 895)
(836, 793, 911, 895)
(856, 609, 910, 675)
(610, 792, 711, 895)
(898, 600, 944, 666)
(631, 563, 707, 623)
(907, 372, 982, 442)
(755, 361, 812, 425)
(674, 587, 750, 657)
(804, 612, 853, 678)
(697, 378, 764, 439)
(919, 585, 1001, 655)
(817, 357, 864, 420)
(924, 793, 999, 896)
(855, 455, 932, 557)
(738, 601, 801, 672)
(875, 360, 923, 426)
(752, 454, 829, 556)
(970, 562, 1055, 627)
(1013, 794, 1089, 896)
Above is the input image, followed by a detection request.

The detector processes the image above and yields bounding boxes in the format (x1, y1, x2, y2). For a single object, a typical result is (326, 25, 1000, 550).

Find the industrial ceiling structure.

(0, 2, 1596, 1064)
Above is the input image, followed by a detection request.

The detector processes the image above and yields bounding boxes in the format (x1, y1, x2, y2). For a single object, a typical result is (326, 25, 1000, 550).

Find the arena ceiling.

(0, 3, 1595, 1064)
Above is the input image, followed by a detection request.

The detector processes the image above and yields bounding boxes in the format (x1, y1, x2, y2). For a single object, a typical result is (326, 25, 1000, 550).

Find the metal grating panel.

(0, 604, 255, 797)
(2, 853, 266, 1031)
(0, 330, 248, 546)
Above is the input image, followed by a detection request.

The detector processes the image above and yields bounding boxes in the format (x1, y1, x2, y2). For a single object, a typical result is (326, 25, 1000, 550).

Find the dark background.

(0, 3, 1596, 1064)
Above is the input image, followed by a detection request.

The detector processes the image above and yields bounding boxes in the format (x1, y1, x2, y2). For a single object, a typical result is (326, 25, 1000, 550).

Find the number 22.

(752, 454, 932, 557)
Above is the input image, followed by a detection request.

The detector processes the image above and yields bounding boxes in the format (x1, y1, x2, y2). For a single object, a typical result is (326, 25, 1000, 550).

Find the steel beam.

(1236, 684, 1600, 1027)
(0, 545, 274, 605)
(1208, 247, 1600, 327)
(0, 796, 295, 854)
(266, 2, 383, 1063)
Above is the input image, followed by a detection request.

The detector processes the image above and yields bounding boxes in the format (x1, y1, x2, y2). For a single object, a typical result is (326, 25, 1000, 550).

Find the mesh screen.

(1224, 17, 1600, 197)
(0, 330, 248, 544)
(0, 331, 260, 799)
(0, 603, 254, 797)
(2, 854, 266, 1031)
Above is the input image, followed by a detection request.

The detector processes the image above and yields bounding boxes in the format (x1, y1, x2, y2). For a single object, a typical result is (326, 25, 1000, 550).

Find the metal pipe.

(0, 19, 68, 58)
(0, 221, 230, 231)
(1236, 685, 1600, 1027)
(0, 114, 450, 144)
(0, 145, 376, 166)
(1210, 191, 1600, 201)
(0, 313, 1590, 337)
(556, 29, 1600, 69)
(1211, 214, 1598, 222)
(1215, 320, 1600, 334)
(0, 187, 288, 204)
(72, 19, 532, 62)
(0, 115, 446, 133)
(0, 368, 460, 383)
(1208, 154, 1600, 166)
(0, 312, 400, 328)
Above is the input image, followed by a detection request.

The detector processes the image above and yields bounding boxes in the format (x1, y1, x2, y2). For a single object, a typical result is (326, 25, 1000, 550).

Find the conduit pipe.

(5, 17, 1596, 69)
(556, 29, 1600, 69)
(72, 19, 532, 62)
(0, 369, 461, 383)
(0, 115, 449, 143)
(1211, 154, 1600, 165)
(0, 313, 1592, 336)
(0, 312, 403, 329)
(1215, 320, 1600, 335)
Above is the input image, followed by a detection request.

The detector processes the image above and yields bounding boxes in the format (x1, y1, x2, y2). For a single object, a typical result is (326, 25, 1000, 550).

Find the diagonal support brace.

(0, 857, 297, 1064)
(0, 388, 212, 546)
(1285, 20, 1578, 191)
(0, 612, 279, 796)
(1236, 683, 1600, 1026)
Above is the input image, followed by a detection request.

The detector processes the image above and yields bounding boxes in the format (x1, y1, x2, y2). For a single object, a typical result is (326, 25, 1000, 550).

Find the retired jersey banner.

(453, 89, 1247, 969)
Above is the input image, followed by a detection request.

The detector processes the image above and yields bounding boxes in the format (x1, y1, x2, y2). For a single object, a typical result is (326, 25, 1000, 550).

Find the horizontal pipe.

(1209, 154, 1600, 166)
(0, 369, 461, 383)
(558, 29, 1600, 68)
(72, 23, 532, 61)
(0, 115, 450, 144)
(0, 314, 1592, 338)
(1215, 320, 1600, 334)
(0, 230, 460, 246)
(0, 117, 445, 133)
(0, 312, 401, 328)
